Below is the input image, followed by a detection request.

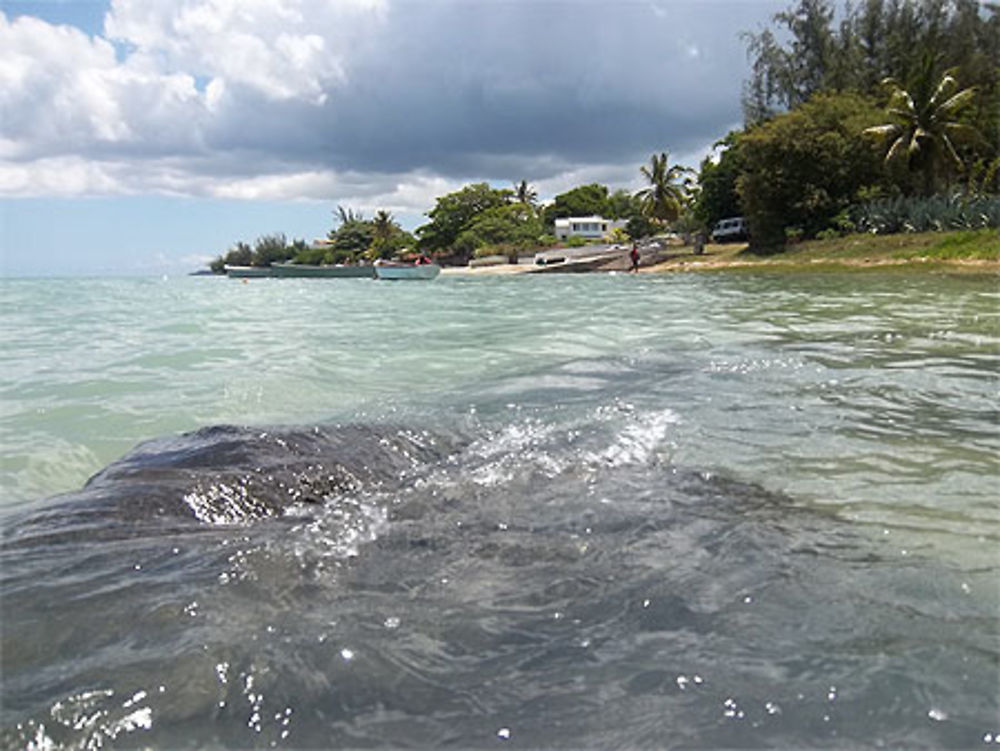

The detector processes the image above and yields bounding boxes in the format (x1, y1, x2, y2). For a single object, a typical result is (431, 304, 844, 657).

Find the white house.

(553, 216, 627, 241)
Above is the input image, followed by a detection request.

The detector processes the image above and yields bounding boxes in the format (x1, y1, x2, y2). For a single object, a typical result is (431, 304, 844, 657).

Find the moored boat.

(224, 265, 273, 278)
(374, 262, 441, 280)
(270, 262, 375, 279)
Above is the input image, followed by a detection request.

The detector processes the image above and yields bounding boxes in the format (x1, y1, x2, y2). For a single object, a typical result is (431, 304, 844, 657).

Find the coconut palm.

(864, 63, 983, 195)
(368, 209, 398, 259)
(372, 210, 395, 240)
(513, 180, 537, 206)
(336, 205, 364, 225)
(635, 152, 692, 226)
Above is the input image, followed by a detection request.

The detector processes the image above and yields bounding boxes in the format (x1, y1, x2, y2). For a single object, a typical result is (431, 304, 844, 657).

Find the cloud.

(0, 0, 780, 204)
(103, 0, 386, 102)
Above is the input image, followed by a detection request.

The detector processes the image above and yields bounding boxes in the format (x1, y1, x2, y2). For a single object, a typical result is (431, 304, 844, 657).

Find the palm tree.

(369, 209, 397, 259)
(336, 205, 365, 225)
(635, 152, 692, 226)
(512, 180, 537, 206)
(863, 62, 982, 195)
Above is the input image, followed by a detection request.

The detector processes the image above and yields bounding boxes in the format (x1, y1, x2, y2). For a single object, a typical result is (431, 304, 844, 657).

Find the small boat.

(270, 262, 374, 279)
(374, 262, 441, 281)
(225, 265, 273, 278)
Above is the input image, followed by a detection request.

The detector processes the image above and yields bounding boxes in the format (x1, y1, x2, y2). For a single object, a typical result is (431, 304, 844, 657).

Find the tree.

(334, 205, 364, 226)
(416, 183, 512, 253)
(220, 241, 252, 269)
(542, 184, 610, 226)
(742, 0, 1000, 139)
(693, 132, 746, 231)
(635, 152, 691, 226)
(605, 189, 637, 220)
(741, 0, 837, 121)
(367, 210, 416, 259)
(454, 203, 545, 261)
(864, 61, 984, 195)
(737, 91, 887, 249)
(251, 233, 294, 267)
(330, 217, 374, 257)
(512, 180, 538, 206)
(371, 210, 395, 247)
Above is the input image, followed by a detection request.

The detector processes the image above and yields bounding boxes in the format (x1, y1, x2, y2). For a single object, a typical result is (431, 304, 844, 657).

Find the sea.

(1, 271, 997, 749)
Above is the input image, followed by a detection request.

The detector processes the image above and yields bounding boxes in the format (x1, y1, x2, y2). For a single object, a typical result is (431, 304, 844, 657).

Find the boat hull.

(375, 264, 441, 280)
(224, 265, 273, 278)
(270, 263, 375, 278)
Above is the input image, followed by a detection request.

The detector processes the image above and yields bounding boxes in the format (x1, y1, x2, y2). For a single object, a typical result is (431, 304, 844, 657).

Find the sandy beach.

(443, 233, 1000, 276)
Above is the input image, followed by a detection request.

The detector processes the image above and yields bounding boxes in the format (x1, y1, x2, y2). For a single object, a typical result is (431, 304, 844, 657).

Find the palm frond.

(863, 124, 901, 140)
(944, 122, 987, 147)
(937, 87, 977, 117)
(940, 134, 964, 171)
(929, 73, 958, 108)
(885, 135, 909, 163)
(887, 89, 915, 114)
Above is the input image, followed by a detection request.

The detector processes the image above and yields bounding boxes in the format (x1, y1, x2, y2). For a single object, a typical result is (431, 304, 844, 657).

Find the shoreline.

(443, 230, 1000, 276)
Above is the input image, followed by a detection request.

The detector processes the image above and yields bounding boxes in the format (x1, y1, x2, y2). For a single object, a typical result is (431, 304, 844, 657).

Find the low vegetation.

(648, 229, 1000, 273)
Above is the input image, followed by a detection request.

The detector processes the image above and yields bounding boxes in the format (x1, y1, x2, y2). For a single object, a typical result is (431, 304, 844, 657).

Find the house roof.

(554, 216, 608, 226)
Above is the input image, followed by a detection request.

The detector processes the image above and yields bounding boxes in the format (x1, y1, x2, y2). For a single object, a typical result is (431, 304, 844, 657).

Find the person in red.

(629, 244, 640, 272)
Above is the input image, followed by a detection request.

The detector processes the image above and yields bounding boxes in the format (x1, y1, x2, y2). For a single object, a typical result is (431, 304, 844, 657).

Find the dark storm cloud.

(208, 0, 781, 177)
(2, 0, 787, 199)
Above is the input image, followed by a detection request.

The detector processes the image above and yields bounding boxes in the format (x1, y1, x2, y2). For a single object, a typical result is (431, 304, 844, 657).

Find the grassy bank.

(645, 229, 1000, 274)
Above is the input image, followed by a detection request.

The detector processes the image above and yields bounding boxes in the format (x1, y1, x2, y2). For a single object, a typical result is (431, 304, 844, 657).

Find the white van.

(711, 217, 748, 243)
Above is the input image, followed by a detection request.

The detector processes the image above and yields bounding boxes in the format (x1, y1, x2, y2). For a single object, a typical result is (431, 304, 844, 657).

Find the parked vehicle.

(711, 217, 748, 243)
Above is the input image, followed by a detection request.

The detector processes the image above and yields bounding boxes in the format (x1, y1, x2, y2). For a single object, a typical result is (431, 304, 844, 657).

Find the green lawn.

(659, 229, 1000, 273)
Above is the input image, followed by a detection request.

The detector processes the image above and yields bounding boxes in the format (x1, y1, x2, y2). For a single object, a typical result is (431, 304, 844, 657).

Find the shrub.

(737, 92, 886, 251)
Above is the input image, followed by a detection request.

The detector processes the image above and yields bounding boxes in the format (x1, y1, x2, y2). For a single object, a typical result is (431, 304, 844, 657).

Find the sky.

(0, 0, 787, 276)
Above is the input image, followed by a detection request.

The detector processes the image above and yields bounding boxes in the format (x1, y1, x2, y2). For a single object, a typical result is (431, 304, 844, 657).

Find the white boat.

(374, 262, 441, 280)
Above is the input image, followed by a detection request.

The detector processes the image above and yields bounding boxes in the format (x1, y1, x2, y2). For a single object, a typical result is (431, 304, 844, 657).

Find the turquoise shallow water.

(1, 271, 998, 748)
(3, 274, 997, 545)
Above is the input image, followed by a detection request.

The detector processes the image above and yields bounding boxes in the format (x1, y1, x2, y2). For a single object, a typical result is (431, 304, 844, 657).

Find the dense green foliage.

(737, 92, 888, 249)
(367, 210, 416, 260)
(540, 184, 610, 226)
(723, 0, 1000, 250)
(537, 183, 654, 239)
(742, 0, 999, 142)
(416, 183, 513, 254)
(692, 134, 744, 232)
(210, 234, 307, 272)
(210, 207, 416, 272)
(453, 203, 546, 259)
(293, 206, 414, 264)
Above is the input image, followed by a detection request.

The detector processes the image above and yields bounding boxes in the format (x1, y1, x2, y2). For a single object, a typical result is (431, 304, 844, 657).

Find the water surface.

(1, 272, 997, 748)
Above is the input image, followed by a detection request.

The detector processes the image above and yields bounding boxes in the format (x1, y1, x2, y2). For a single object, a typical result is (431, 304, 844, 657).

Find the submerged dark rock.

(1, 419, 995, 750)
(3, 423, 462, 547)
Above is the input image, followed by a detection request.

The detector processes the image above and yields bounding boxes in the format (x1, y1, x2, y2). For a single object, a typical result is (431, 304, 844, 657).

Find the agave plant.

(853, 193, 1000, 234)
